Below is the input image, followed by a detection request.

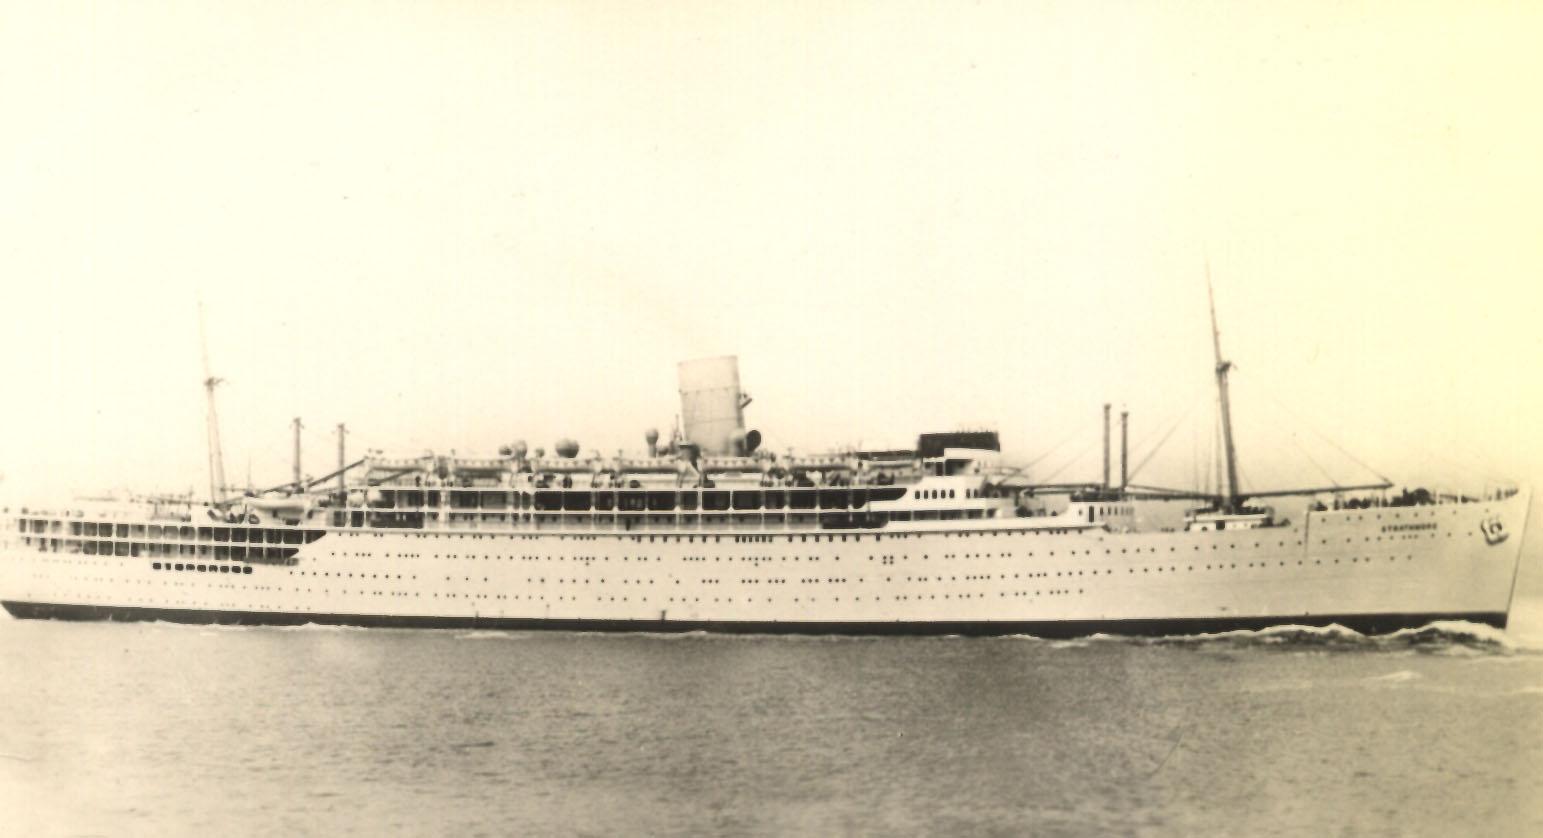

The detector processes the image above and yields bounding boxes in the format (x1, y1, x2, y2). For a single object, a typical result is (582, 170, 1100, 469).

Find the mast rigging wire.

(1125, 402, 1198, 485)
(1263, 391, 1391, 485)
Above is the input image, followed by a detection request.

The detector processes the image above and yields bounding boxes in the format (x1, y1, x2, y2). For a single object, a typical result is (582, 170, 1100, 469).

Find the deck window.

(818, 490, 849, 510)
(617, 492, 645, 512)
(533, 492, 562, 511)
(647, 492, 675, 511)
(731, 491, 762, 511)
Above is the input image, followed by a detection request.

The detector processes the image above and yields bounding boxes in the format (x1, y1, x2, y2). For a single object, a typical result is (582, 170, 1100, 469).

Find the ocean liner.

(0, 295, 1530, 636)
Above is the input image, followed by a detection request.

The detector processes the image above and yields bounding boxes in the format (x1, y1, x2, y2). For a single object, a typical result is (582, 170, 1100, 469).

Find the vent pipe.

(1102, 403, 1111, 489)
(1120, 409, 1129, 491)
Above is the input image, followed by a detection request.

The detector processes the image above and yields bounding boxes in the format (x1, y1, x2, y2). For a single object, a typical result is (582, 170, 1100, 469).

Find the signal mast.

(199, 300, 228, 506)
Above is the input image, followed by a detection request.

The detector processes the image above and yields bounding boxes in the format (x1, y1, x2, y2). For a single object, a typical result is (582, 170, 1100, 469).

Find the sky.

(2, 0, 1540, 567)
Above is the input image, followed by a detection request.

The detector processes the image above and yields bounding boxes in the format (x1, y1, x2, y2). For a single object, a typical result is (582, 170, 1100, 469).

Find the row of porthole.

(335, 528, 1217, 544)
(55, 576, 159, 585)
(52, 587, 1077, 607)
(315, 535, 1357, 568)
(253, 558, 1380, 592)
(113, 588, 1089, 607)
(293, 570, 411, 579)
(1324, 508, 1472, 522)
(491, 554, 835, 564)
(318, 541, 1309, 566)
(151, 562, 252, 575)
(429, 553, 1405, 592)
(527, 577, 662, 585)
(1327, 535, 1451, 544)
(139, 552, 1409, 590)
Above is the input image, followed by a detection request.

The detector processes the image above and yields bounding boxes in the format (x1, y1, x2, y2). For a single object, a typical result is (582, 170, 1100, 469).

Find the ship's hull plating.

(0, 599, 1508, 636)
(2, 491, 1529, 637)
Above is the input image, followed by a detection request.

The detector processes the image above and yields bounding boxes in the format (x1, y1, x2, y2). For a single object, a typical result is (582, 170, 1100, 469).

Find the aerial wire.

(1041, 434, 1102, 484)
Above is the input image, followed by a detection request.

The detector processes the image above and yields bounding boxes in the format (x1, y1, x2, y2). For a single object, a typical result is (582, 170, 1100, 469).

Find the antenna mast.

(1120, 408, 1129, 491)
(291, 417, 304, 491)
(1207, 267, 1242, 512)
(336, 423, 348, 503)
(198, 300, 228, 506)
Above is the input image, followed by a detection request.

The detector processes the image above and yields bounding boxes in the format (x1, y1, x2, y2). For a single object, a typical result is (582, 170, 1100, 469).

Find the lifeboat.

(245, 494, 313, 515)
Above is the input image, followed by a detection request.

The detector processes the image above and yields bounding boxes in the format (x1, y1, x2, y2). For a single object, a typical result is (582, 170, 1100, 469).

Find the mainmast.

(1207, 270, 1242, 512)
(198, 301, 228, 506)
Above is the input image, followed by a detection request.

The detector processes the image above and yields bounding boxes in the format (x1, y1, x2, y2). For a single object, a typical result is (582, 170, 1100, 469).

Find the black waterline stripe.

(1, 601, 1508, 637)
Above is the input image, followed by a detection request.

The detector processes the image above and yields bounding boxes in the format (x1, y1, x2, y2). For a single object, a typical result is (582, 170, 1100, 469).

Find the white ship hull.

(3, 489, 1528, 636)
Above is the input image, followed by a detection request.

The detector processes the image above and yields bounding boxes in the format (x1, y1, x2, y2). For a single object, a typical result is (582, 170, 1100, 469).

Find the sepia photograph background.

(1, 2, 1540, 835)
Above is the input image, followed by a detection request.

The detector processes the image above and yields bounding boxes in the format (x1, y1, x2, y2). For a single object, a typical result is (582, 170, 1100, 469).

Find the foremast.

(1208, 271, 1242, 513)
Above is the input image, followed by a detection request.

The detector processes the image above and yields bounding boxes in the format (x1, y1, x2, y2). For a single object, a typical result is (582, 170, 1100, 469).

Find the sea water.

(2, 600, 1541, 837)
